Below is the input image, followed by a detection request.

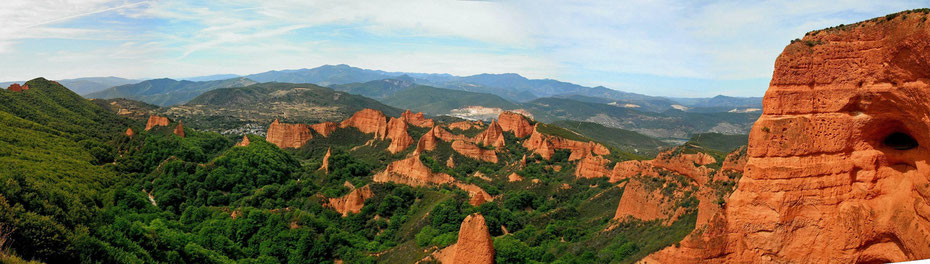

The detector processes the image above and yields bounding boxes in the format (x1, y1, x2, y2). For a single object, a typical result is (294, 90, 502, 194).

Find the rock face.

(319, 147, 331, 173)
(574, 155, 610, 179)
(327, 185, 374, 216)
(145, 115, 170, 131)
(7, 83, 28, 92)
(508, 172, 523, 182)
(373, 155, 454, 187)
(310, 122, 338, 137)
(650, 150, 716, 185)
(173, 121, 185, 138)
(235, 135, 250, 147)
(614, 180, 670, 222)
(266, 119, 312, 149)
(340, 108, 388, 139)
(400, 110, 435, 128)
(646, 13, 930, 263)
(449, 214, 495, 264)
(497, 112, 533, 138)
(386, 117, 413, 153)
(415, 126, 471, 154)
(446, 156, 455, 168)
(448, 120, 483, 131)
(125, 128, 135, 138)
(472, 120, 505, 148)
(452, 140, 498, 163)
(523, 125, 610, 160)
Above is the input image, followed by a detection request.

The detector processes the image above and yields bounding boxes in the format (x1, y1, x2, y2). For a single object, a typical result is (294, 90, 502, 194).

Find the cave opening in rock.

(884, 132, 918, 150)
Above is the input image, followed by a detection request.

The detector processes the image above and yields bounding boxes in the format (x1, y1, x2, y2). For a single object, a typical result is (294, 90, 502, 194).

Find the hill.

(172, 82, 403, 131)
(244, 64, 393, 85)
(382, 85, 520, 115)
(1, 76, 138, 95)
(85, 77, 257, 106)
(329, 77, 417, 99)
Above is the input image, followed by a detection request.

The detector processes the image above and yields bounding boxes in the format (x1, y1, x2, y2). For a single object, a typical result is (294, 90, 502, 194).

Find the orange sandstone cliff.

(400, 110, 435, 128)
(145, 115, 170, 131)
(645, 12, 930, 263)
(311, 122, 338, 137)
(173, 121, 185, 138)
(472, 120, 506, 148)
(327, 185, 374, 216)
(7, 83, 29, 92)
(452, 140, 498, 163)
(432, 213, 496, 264)
(386, 117, 413, 153)
(235, 135, 250, 147)
(340, 108, 388, 139)
(125, 128, 135, 138)
(266, 119, 312, 149)
(497, 111, 534, 138)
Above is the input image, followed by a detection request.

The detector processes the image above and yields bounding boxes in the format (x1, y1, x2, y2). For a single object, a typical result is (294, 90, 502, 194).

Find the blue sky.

(0, 0, 926, 97)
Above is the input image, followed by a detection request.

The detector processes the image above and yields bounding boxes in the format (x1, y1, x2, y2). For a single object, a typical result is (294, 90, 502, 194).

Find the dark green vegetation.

(383, 86, 520, 115)
(685, 133, 750, 153)
(329, 77, 417, 99)
(86, 77, 257, 106)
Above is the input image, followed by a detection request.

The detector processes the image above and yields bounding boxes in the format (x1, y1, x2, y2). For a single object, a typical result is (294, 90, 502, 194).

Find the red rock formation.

(646, 13, 930, 263)
(448, 120, 483, 131)
(650, 149, 716, 185)
(266, 119, 312, 149)
(319, 147, 331, 173)
(609, 160, 655, 182)
(373, 155, 454, 186)
(574, 155, 610, 178)
(614, 180, 672, 222)
(472, 120, 505, 148)
(125, 128, 134, 138)
(235, 135, 250, 147)
(522, 124, 610, 160)
(144, 115, 170, 131)
(310, 122, 338, 137)
(415, 126, 472, 154)
(451, 140, 498, 163)
(400, 110, 434, 128)
(7, 83, 28, 92)
(450, 214, 495, 264)
(386, 117, 413, 154)
(446, 156, 455, 168)
(497, 111, 534, 138)
(520, 154, 527, 167)
(508, 172, 523, 182)
(173, 121, 185, 137)
(327, 185, 374, 216)
(340, 109, 388, 139)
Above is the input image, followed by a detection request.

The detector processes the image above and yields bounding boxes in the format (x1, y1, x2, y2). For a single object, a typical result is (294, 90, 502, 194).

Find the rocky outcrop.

(523, 125, 610, 160)
(498, 111, 533, 138)
(145, 115, 170, 131)
(614, 180, 673, 222)
(650, 149, 716, 185)
(319, 148, 331, 173)
(311, 122, 338, 137)
(646, 12, 930, 263)
(401, 110, 435, 128)
(386, 117, 413, 154)
(448, 121, 483, 131)
(266, 119, 312, 149)
(451, 140, 498, 163)
(125, 128, 134, 138)
(7, 83, 28, 92)
(472, 120, 505, 148)
(327, 185, 374, 216)
(373, 155, 454, 187)
(415, 126, 472, 154)
(235, 135, 250, 147)
(340, 108, 388, 139)
(574, 155, 610, 178)
(447, 214, 495, 264)
(609, 160, 653, 182)
(446, 156, 455, 168)
(173, 121, 185, 137)
(508, 172, 523, 182)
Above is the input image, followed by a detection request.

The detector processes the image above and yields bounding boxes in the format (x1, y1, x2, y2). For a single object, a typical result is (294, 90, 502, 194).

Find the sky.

(0, 0, 926, 97)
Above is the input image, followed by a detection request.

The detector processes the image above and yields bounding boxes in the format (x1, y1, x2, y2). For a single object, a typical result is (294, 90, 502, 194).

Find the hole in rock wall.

(884, 132, 919, 150)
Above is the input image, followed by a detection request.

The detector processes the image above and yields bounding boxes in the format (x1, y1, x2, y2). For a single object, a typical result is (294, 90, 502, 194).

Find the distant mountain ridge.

(85, 77, 257, 106)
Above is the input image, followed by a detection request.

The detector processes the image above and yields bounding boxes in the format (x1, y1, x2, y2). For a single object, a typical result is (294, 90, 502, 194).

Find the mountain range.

(0, 76, 138, 95)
